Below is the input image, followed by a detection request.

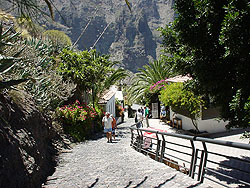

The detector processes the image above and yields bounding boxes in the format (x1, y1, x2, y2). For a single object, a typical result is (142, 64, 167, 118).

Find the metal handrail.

(129, 123, 250, 187)
(130, 126, 250, 150)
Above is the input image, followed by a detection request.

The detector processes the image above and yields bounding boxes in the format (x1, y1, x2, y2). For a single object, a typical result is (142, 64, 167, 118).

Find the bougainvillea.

(56, 100, 99, 141)
(149, 79, 168, 93)
(57, 100, 97, 125)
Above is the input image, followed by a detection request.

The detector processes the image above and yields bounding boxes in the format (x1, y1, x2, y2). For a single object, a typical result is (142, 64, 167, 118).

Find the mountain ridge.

(50, 0, 175, 72)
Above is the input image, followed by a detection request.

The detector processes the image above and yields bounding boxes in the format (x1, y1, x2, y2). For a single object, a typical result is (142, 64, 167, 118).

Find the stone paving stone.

(43, 118, 210, 188)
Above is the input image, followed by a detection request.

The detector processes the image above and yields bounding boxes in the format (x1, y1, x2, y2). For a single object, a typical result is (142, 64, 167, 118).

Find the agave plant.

(0, 24, 28, 89)
(22, 37, 75, 112)
(0, 21, 75, 111)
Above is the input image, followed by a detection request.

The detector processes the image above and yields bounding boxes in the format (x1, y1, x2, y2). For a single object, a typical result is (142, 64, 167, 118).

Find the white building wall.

(105, 95, 116, 118)
(170, 107, 228, 133)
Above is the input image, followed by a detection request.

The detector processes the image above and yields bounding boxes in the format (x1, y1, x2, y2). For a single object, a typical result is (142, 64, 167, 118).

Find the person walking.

(102, 112, 113, 143)
(144, 106, 149, 127)
(111, 114, 117, 140)
(141, 107, 144, 117)
(136, 108, 143, 128)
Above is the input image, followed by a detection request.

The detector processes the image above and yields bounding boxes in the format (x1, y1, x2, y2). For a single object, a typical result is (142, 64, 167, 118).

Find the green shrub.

(56, 100, 99, 141)
(159, 82, 205, 132)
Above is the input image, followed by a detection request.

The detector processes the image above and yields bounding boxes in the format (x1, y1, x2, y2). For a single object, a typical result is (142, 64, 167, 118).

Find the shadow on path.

(209, 128, 250, 139)
(154, 174, 176, 188)
(186, 182, 203, 188)
(124, 176, 148, 188)
(206, 156, 250, 187)
(87, 178, 99, 188)
(124, 181, 132, 188)
(133, 176, 148, 188)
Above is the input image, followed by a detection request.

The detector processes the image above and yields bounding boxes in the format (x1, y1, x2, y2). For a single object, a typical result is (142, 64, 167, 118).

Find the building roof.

(166, 75, 192, 83)
(98, 90, 116, 104)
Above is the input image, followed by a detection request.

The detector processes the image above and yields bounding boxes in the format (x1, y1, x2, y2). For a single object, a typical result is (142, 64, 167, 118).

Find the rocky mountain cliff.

(0, 91, 57, 188)
(50, 0, 175, 72)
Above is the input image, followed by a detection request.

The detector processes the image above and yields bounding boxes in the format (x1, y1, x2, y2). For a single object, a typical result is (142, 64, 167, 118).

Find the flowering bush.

(58, 100, 97, 124)
(56, 100, 98, 141)
(150, 79, 168, 93)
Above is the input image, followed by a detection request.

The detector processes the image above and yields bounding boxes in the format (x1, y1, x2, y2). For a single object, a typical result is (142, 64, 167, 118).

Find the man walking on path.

(44, 118, 209, 188)
(144, 106, 149, 127)
(102, 112, 113, 143)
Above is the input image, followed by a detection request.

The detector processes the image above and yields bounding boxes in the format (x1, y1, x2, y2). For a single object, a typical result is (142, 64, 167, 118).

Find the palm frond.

(130, 59, 173, 102)
(98, 68, 127, 95)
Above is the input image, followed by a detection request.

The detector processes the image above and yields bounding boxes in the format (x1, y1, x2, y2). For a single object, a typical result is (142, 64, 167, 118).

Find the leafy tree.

(160, 0, 250, 128)
(159, 82, 205, 132)
(58, 49, 127, 107)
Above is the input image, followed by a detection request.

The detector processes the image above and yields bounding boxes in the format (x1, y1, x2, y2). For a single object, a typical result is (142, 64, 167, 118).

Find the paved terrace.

(142, 119, 250, 188)
(44, 118, 209, 188)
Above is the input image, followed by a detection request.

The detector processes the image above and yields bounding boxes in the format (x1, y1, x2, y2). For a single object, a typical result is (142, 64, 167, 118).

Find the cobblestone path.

(44, 119, 209, 188)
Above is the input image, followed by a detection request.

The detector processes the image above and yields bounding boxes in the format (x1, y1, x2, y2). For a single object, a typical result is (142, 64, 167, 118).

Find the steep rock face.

(0, 91, 56, 188)
(50, 0, 175, 72)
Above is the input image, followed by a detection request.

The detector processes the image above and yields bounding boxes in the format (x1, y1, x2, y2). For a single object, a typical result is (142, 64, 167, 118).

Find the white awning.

(166, 75, 192, 83)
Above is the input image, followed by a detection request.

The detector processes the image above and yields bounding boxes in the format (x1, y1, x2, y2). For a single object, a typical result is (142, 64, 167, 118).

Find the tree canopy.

(160, 0, 250, 128)
(58, 49, 127, 106)
(159, 82, 205, 132)
(43, 30, 72, 48)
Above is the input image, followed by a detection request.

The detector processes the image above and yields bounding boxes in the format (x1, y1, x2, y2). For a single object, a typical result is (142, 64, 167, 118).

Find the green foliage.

(0, 20, 74, 113)
(129, 59, 173, 104)
(159, 82, 205, 131)
(58, 49, 127, 105)
(1, 31, 75, 112)
(160, 0, 250, 128)
(43, 30, 72, 49)
(0, 24, 28, 89)
(16, 37, 75, 112)
(56, 100, 99, 141)
(229, 90, 250, 128)
(240, 131, 250, 143)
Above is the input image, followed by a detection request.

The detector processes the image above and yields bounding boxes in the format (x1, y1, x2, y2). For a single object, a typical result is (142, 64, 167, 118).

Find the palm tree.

(1, 0, 131, 20)
(1, 0, 54, 19)
(129, 59, 174, 103)
(98, 68, 127, 94)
